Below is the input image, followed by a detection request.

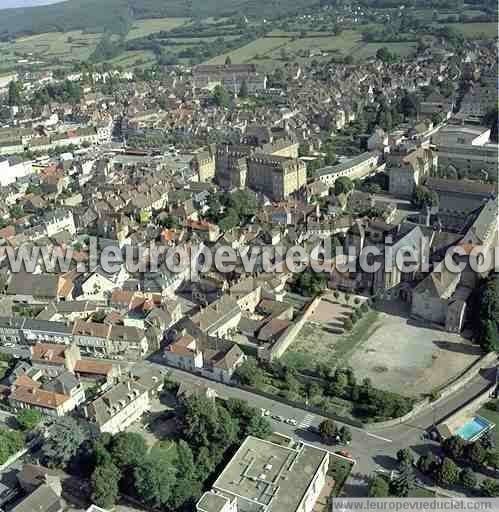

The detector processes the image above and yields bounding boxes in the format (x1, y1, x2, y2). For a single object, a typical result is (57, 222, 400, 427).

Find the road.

(137, 358, 497, 480)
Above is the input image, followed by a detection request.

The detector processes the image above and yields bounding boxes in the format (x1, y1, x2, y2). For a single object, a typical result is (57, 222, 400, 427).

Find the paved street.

(135, 357, 497, 482)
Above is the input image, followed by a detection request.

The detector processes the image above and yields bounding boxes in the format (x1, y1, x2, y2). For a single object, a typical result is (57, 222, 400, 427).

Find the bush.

(333, 291, 340, 299)
(343, 318, 353, 331)
(360, 303, 369, 314)
(354, 297, 361, 305)
(485, 400, 498, 412)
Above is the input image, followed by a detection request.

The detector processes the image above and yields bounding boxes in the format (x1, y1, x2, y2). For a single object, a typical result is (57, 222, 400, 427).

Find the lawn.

(153, 439, 179, 463)
(282, 310, 380, 373)
(477, 402, 499, 447)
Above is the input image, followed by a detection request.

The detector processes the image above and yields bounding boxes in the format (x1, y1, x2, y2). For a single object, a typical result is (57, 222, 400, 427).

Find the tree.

(467, 441, 487, 468)
(0, 429, 24, 465)
(334, 177, 354, 196)
(212, 85, 230, 108)
(239, 79, 249, 98)
(413, 185, 439, 209)
(442, 435, 466, 460)
(486, 450, 499, 471)
(368, 475, 389, 497)
(8, 80, 23, 107)
(339, 426, 352, 444)
(343, 318, 353, 331)
(435, 457, 459, 487)
(234, 358, 264, 387)
(318, 419, 337, 442)
(417, 452, 439, 475)
(16, 409, 43, 431)
(91, 461, 120, 509)
(460, 467, 477, 490)
(480, 478, 499, 497)
(246, 415, 272, 439)
(329, 370, 348, 397)
(225, 56, 232, 65)
(397, 448, 414, 466)
(42, 417, 86, 468)
(400, 91, 420, 118)
(376, 47, 394, 63)
(169, 440, 202, 510)
(134, 449, 177, 508)
(110, 432, 148, 471)
(392, 461, 415, 497)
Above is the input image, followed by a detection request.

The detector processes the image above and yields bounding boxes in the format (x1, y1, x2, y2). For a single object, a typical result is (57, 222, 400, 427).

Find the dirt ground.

(284, 297, 481, 398)
(345, 301, 481, 397)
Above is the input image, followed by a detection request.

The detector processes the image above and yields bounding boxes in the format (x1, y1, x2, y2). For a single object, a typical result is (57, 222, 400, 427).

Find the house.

(191, 295, 241, 338)
(7, 273, 74, 304)
(12, 482, 63, 512)
(84, 377, 150, 434)
(315, 151, 380, 187)
(198, 436, 331, 512)
(30, 343, 80, 377)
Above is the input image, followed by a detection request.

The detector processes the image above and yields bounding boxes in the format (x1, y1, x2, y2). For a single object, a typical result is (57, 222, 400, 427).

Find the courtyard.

(283, 296, 482, 398)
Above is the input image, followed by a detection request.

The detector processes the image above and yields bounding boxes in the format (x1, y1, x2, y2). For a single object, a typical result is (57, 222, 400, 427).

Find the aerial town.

(0, 0, 496, 511)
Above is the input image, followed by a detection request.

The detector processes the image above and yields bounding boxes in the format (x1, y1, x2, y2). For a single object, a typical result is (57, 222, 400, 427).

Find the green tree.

(16, 409, 43, 431)
(8, 81, 23, 107)
(0, 429, 24, 465)
(413, 185, 439, 209)
(397, 448, 414, 466)
(334, 177, 354, 196)
(225, 56, 232, 65)
(435, 457, 459, 487)
(169, 440, 202, 510)
(486, 450, 499, 471)
(460, 467, 477, 490)
(442, 435, 466, 460)
(392, 461, 415, 497)
(318, 419, 337, 442)
(234, 358, 264, 387)
(480, 478, 499, 497)
(417, 452, 439, 475)
(213, 85, 231, 108)
(246, 415, 272, 439)
(368, 475, 389, 497)
(134, 449, 177, 508)
(376, 47, 394, 63)
(91, 461, 120, 509)
(339, 426, 352, 444)
(110, 432, 148, 471)
(42, 417, 86, 468)
(467, 441, 487, 468)
(239, 79, 249, 98)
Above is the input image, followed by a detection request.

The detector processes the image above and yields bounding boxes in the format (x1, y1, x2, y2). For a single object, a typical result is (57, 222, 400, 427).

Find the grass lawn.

(282, 310, 380, 373)
(477, 402, 499, 447)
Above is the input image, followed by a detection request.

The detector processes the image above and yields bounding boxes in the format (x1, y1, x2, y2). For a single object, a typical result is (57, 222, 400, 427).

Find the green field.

(125, 17, 190, 40)
(446, 22, 498, 38)
(355, 42, 418, 60)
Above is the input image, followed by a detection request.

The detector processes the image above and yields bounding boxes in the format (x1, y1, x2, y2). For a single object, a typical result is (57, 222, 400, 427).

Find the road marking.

(365, 431, 393, 443)
(299, 414, 315, 429)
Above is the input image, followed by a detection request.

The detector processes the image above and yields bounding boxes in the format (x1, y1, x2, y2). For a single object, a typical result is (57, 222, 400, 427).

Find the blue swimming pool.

(456, 416, 493, 442)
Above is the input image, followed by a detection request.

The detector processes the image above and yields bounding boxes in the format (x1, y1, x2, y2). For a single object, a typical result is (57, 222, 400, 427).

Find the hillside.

(0, 0, 320, 39)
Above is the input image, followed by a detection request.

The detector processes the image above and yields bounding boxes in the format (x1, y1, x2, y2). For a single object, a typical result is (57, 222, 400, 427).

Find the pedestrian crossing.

(299, 413, 315, 429)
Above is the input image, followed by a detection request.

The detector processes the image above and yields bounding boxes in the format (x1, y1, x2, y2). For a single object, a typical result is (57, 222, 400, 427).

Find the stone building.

(191, 144, 216, 182)
(387, 145, 437, 197)
(247, 153, 306, 201)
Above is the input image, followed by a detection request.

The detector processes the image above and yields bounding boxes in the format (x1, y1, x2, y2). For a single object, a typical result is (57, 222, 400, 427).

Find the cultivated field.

(283, 296, 482, 398)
